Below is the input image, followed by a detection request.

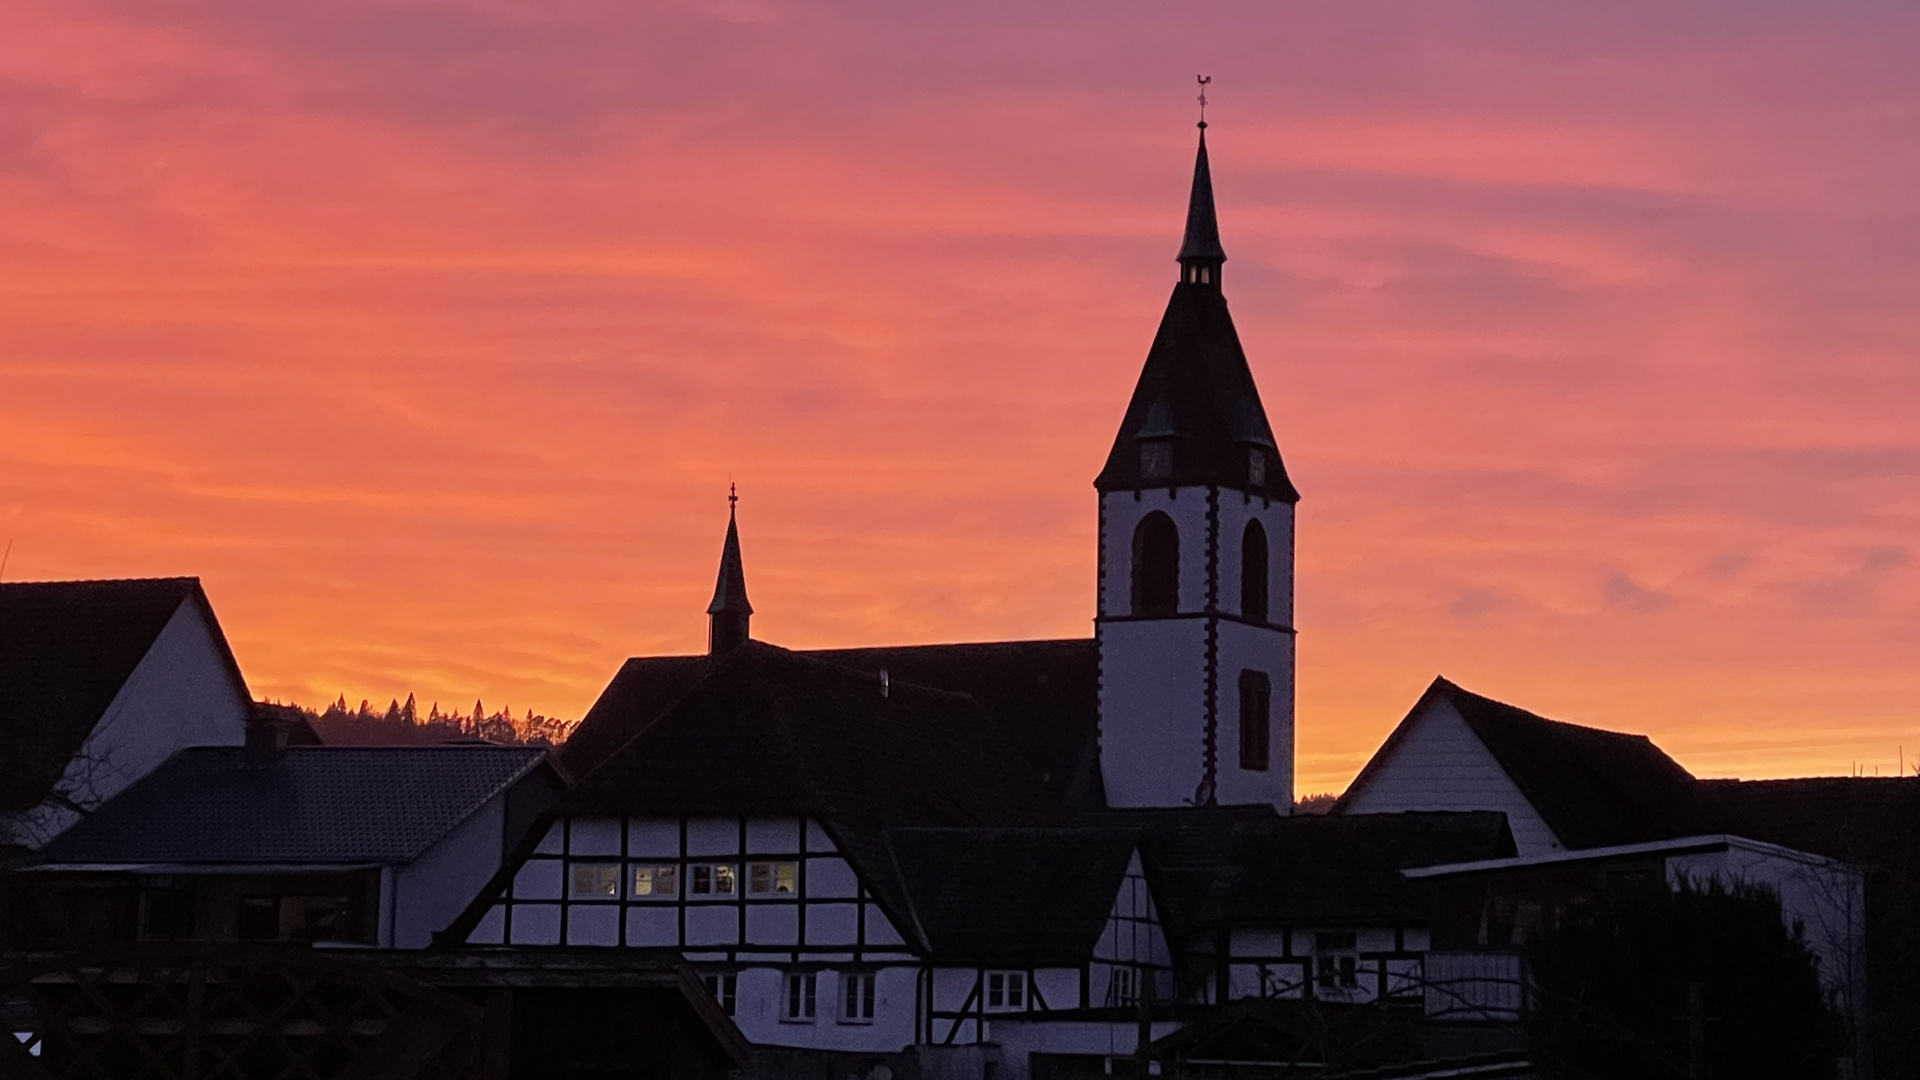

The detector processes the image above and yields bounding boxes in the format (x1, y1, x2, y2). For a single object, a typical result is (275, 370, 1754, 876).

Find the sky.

(2, 0, 1918, 794)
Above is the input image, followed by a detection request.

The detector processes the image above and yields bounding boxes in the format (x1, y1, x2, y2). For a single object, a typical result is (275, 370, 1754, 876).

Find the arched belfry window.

(1241, 519, 1269, 623)
(1132, 513, 1179, 617)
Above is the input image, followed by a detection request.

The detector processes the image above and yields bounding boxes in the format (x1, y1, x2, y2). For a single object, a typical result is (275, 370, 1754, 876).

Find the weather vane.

(1197, 74, 1212, 128)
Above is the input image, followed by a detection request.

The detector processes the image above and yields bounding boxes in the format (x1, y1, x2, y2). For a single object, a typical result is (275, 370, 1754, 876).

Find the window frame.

(748, 861, 799, 896)
(783, 971, 819, 1023)
(1240, 518, 1269, 622)
(984, 970, 1028, 1013)
(570, 862, 622, 899)
(631, 864, 678, 899)
(1130, 512, 1180, 617)
(702, 972, 738, 1016)
(840, 971, 877, 1024)
(690, 863, 738, 897)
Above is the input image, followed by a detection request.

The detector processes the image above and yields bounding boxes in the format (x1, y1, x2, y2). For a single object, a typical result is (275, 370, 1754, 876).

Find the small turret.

(706, 487, 752, 656)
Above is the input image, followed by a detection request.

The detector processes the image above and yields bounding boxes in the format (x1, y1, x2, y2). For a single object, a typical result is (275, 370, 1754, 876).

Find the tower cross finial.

(729, 480, 737, 516)
(1197, 74, 1211, 129)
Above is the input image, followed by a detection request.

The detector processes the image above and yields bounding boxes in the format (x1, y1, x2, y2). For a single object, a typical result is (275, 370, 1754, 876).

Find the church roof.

(1336, 677, 1705, 850)
(706, 507, 751, 616)
(1095, 131, 1298, 500)
(0, 577, 248, 813)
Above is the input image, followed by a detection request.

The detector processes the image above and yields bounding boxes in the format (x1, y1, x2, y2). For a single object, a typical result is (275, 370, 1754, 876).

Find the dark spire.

(707, 485, 752, 656)
(1177, 126, 1227, 276)
(1095, 119, 1298, 502)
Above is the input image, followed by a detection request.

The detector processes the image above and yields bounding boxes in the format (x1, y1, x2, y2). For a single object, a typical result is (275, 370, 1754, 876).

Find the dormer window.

(1248, 448, 1266, 488)
(1140, 442, 1173, 480)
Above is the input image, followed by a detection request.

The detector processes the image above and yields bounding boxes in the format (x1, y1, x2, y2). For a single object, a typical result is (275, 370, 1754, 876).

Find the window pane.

(633, 867, 654, 896)
(775, 862, 798, 894)
(750, 863, 771, 894)
(714, 865, 737, 895)
(657, 866, 677, 895)
(692, 865, 712, 894)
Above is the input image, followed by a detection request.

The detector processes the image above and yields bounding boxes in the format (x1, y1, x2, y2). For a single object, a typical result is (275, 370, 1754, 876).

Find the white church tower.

(1095, 122, 1299, 811)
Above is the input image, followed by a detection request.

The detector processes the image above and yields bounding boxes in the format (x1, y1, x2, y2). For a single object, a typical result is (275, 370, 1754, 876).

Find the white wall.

(2, 599, 249, 849)
(1338, 696, 1562, 855)
(391, 791, 508, 949)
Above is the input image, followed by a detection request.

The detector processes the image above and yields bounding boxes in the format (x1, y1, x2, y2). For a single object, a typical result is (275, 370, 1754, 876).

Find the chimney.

(245, 717, 290, 768)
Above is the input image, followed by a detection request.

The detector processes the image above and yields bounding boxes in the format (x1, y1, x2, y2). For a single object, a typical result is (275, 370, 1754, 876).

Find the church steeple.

(706, 487, 752, 656)
(1177, 126, 1226, 284)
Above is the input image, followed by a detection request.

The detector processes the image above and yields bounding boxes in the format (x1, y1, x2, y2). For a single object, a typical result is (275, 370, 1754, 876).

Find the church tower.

(1094, 123, 1299, 811)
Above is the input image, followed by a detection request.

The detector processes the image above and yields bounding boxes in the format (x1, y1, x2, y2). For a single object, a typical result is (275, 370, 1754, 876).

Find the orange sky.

(3, 1, 1919, 793)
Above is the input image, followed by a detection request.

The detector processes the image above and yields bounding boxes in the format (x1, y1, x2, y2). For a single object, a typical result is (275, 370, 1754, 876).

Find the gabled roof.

(565, 641, 1052, 827)
(1336, 678, 1703, 850)
(559, 638, 1102, 809)
(1695, 776, 1920, 866)
(39, 745, 550, 865)
(1108, 805, 1515, 933)
(0, 578, 249, 812)
(886, 826, 1139, 964)
(1094, 130, 1297, 501)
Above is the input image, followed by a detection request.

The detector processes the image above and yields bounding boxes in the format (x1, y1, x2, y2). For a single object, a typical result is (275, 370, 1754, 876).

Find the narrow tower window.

(1132, 513, 1179, 617)
(1241, 519, 1269, 623)
(1239, 670, 1271, 771)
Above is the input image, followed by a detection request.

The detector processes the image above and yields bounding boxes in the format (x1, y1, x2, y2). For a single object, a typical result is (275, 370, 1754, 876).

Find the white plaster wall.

(1338, 697, 1562, 855)
(391, 792, 508, 948)
(1099, 620, 1208, 808)
(727, 964, 920, 1052)
(1213, 619, 1294, 809)
(3, 599, 250, 849)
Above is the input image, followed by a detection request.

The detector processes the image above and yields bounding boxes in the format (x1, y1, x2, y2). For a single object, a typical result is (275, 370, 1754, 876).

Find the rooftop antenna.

(1196, 74, 1212, 129)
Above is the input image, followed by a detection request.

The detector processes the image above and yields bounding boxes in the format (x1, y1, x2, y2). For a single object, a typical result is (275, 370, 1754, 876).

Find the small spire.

(1178, 77, 1227, 281)
(706, 486, 752, 656)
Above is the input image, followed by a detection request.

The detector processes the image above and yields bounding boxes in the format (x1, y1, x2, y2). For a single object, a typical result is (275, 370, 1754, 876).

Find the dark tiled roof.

(556, 653, 711, 779)
(0, 578, 245, 812)
(560, 639, 1101, 810)
(40, 745, 550, 864)
(1337, 678, 1704, 851)
(887, 827, 1139, 963)
(803, 639, 1101, 810)
(565, 642, 1051, 827)
(1697, 777, 1920, 866)
(1109, 806, 1515, 933)
(1178, 130, 1226, 264)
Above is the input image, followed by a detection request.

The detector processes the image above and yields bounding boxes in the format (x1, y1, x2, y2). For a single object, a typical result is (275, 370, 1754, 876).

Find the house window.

(236, 896, 279, 941)
(632, 864, 678, 897)
(1131, 513, 1179, 617)
(1107, 966, 1138, 1007)
(749, 862, 798, 895)
(138, 889, 192, 942)
(571, 863, 620, 898)
(702, 973, 737, 1016)
(985, 971, 1027, 1012)
(1240, 519, 1268, 622)
(1239, 670, 1271, 771)
(1140, 441, 1173, 481)
(842, 971, 877, 1023)
(691, 864, 737, 896)
(783, 972, 818, 1022)
(1315, 932, 1359, 991)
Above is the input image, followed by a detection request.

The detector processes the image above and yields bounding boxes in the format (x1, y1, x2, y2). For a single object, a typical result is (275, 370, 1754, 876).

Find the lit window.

(571, 863, 620, 898)
(749, 861, 799, 895)
(784, 971, 818, 1022)
(985, 971, 1027, 1012)
(690, 864, 737, 896)
(702, 972, 737, 1016)
(632, 864, 678, 898)
(842, 971, 877, 1023)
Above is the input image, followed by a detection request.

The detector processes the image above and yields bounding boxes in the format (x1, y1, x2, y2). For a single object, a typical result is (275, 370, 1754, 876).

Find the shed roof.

(40, 745, 550, 865)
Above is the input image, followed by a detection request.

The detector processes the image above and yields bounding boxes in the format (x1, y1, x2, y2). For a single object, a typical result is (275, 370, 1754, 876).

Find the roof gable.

(1337, 678, 1702, 851)
(0, 578, 246, 812)
(40, 745, 551, 865)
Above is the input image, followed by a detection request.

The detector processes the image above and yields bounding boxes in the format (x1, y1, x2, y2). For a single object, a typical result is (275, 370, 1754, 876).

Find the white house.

(0, 577, 253, 851)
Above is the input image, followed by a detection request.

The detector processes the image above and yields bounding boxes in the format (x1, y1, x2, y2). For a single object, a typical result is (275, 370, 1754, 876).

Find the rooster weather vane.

(1197, 74, 1212, 128)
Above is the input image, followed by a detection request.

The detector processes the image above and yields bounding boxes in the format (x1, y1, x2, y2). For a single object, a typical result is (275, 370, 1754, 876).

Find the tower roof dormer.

(1095, 125, 1298, 502)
